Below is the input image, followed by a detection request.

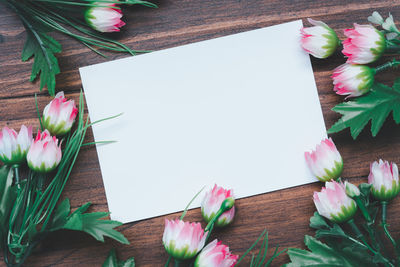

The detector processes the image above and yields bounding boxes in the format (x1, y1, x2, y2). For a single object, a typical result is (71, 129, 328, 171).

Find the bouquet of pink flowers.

(161, 185, 286, 266)
(285, 138, 400, 266)
(301, 12, 400, 139)
(0, 92, 129, 267)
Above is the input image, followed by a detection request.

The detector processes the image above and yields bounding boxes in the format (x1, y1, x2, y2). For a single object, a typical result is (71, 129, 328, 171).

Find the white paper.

(79, 20, 326, 223)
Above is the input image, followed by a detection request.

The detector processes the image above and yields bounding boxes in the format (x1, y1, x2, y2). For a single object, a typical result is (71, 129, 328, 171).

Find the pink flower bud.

(314, 180, 357, 223)
(304, 138, 343, 182)
(43, 92, 78, 136)
(368, 159, 400, 201)
(162, 219, 206, 260)
(194, 239, 238, 267)
(342, 24, 386, 64)
(27, 130, 62, 173)
(300, 18, 339, 59)
(85, 4, 126, 33)
(201, 185, 235, 227)
(332, 64, 375, 98)
(0, 125, 33, 165)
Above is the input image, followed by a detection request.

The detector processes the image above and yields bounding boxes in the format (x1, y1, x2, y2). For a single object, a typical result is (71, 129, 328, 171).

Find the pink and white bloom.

(300, 18, 339, 59)
(368, 160, 400, 201)
(314, 180, 357, 223)
(194, 239, 238, 267)
(201, 184, 235, 227)
(27, 130, 62, 173)
(162, 219, 206, 260)
(305, 138, 343, 182)
(342, 24, 386, 64)
(332, 64, 375, 97)
(0, 125, 33, 165)
(43, 92, 78, 136)
(85, 3, 126, 33)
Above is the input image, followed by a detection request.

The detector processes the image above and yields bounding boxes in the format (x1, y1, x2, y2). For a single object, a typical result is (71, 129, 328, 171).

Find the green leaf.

(328, 80, 400, 139)
(103, 248, 135, 267)
(309, 212, 329, 230)
(0, 166, 16, 249)
(51, 202, 129, 244)
(285, 235, 374, 267)
(51, 198, 71, 230)
(21, 26, 61, 96)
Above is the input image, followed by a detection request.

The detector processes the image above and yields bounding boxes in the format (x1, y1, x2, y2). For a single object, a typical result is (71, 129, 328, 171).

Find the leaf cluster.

(328, 78, 400, 139)
(4, 0, 157, 95)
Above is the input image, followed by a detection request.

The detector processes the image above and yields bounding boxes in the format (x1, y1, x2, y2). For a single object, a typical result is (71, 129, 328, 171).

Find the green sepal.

(328, 79, 400, 139)
(371, 180, 400, 201)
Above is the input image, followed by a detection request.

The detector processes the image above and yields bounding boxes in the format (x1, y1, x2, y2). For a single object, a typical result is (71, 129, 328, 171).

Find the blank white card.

(79, 20, 326, 223)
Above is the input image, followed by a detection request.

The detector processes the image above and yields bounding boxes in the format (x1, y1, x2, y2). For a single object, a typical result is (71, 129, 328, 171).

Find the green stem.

(354, 196, 372, 222)
(174, 259, 180, 267)
(381, 202, 397, 248)
(375, 59, 400, 73)
(347, 219, 394, 267)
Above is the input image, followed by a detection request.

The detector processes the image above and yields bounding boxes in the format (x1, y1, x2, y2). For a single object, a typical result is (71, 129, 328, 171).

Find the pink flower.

(0, 125, 33, 165)
(342, 24, 386, 64)
(201, 184, 235, 227)
(27, 130, 62, 173)
(332, 64, 375, 97)
(368, 160, 400, 201)
(300, 18, 339, 59)
(162, 219, 206, 260)
(43, 92, 78, 136)
(313, 180, 357, 223)
(194, 239, 238, 267)
(305, 138, 343, 182)
(85, 3, 126, 33)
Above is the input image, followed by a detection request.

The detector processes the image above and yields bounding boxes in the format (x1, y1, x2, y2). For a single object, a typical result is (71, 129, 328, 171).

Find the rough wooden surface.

(1, 0, 400, 266)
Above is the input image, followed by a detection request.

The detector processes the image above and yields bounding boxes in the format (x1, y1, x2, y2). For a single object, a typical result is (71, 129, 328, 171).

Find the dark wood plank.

(1, 0, 400, 266)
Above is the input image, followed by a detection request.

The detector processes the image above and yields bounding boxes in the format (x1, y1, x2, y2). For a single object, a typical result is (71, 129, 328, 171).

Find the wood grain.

(1, 0, 400, 266)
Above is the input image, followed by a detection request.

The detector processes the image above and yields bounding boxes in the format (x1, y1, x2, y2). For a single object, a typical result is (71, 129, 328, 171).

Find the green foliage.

(103, 248, 135, 267)
(284, 182, 395, 267)
(51, 198, 129, 244)
(6, 0, 157, 95)
(236, 229, 286, 267)
(285, 235, 375, 267)
(0, 166, 16, 249)
(21, 27, 61, 96)
(328, 79, 400, 139)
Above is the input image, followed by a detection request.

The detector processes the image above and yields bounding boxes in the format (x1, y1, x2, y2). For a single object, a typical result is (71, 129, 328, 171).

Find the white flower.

(0, 125, 33, 165)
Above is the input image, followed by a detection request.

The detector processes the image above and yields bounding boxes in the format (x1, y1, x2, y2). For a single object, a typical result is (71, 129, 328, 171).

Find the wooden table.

(1, 0, 400, 266)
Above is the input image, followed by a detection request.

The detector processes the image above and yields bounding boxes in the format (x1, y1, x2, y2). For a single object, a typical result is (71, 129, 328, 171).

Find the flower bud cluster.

(307, 137, 400, 224)
(162, 184, 237, 266)
(301, 12, 398, 98)
(0, 92, 77, 173)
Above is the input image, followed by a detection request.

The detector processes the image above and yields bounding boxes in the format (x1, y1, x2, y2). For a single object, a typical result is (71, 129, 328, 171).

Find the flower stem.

(354, 196, 372, 222)
(174, 259, 180, 267)
(381, 202, 397, 247)
(375, 59, 400, 73)
(347, 219, 394, 267)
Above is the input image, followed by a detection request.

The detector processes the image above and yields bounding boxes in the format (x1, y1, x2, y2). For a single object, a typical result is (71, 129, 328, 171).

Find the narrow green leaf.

(0, 166, 16, 248)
